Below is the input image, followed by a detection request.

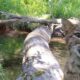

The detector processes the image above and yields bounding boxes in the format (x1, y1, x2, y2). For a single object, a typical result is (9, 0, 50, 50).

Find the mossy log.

(0, 11, 58, 35)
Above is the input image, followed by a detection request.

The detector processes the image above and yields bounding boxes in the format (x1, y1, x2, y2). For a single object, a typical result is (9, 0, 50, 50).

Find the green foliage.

(0, 36, 23, 80)
(51, 0, 80, 18)
(0, 63, 21, 80)
(24, 0, 49, 16)
(0, 0, 80, 18)
(0, 64, 9, 80)
(0, 36, 24, 59)
(0, 0, 48, 16)
(0, 0, 27, 15)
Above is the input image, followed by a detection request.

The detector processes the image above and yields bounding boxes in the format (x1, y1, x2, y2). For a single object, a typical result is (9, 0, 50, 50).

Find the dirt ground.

(50, 37, 69, 70)
(0, 35, 69, 80)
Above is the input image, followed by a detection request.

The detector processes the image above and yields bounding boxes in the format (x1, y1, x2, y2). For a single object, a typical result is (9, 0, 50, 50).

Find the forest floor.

(0, 35, 69, 80)
(50, 37, 69, 69)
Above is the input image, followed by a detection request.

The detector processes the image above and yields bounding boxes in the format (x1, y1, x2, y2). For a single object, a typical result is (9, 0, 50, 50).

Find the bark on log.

(0, 18, 57, 24)
(0, 11, 57, 24)
(16, 24, 64, 80)
(0, 11, 80, 25)
(62, 19, 80, 80)
(0, 19, 19, 24)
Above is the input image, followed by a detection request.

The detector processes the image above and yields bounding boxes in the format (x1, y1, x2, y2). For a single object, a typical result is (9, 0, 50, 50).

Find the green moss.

(34, 70, 45, 77)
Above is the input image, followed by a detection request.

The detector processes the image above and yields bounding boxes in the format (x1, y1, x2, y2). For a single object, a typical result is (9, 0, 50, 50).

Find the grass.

(50, 40, 68, 69)
(0, 0, 80, 18)
(50, 0, 80, 18)
(0, 63, 22, 80)
(5, 66, 22, 80)
(0, 36, 24, 59)
(0, 36, 24, 80)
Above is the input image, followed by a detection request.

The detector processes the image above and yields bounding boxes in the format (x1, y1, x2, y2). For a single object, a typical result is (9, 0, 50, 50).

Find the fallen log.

(16, 24, 64, 80)
(0, 11, 80, 26)
(0, 19, 19, 24)
(0, 11, 80, 38)
(0, 18, 58, 25)
(0, 11, 57, 24)
(0, 11, 58, 34)
(0, 18, 58, 35)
